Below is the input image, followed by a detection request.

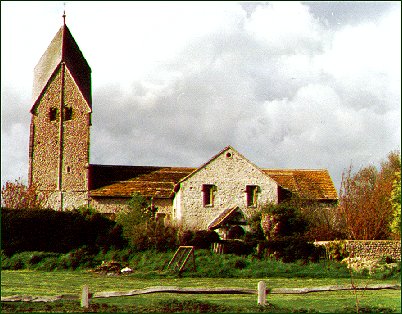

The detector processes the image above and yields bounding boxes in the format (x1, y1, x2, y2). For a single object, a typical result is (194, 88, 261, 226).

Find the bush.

(1, 208, 124, 255)
(180, 230, 220, 249)
(219, 239, 254, 255)
(1, 251, 56, 270)
(325, 240, 349, 261)
(260, 236, 321, 263)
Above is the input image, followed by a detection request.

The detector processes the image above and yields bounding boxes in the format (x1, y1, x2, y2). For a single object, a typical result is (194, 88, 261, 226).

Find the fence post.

(257, 280, 266, 306)
(81, 285, 89, 308)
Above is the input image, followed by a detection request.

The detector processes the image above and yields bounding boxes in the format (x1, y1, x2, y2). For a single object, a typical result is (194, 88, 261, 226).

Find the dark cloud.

(305, 1, 398, 28)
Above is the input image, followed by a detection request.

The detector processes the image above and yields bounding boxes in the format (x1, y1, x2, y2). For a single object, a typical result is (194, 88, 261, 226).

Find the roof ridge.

(263, 168, 329, 171)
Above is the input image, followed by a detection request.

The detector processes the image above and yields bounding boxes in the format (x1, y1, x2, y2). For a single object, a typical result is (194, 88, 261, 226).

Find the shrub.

(219, 239, 254, 255)
(260, 236, 321, 263)
(233, 258, 248, 269)
(1, 178, 47, 209)
(156, 299, 230, 313)
(1, 208, 124, 255)
(36, 257, 60, 271)
(325, 240, 349, 261)
(180, 230, 220, 249)
(0, 251, 53, 270)
(68, 246, 99, 270)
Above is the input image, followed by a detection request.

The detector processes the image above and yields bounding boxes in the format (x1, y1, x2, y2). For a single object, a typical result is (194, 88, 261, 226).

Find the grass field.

(1, 270, 400, 313)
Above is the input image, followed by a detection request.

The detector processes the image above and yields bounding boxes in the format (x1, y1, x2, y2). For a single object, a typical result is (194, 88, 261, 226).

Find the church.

(28, 20, 338, 232)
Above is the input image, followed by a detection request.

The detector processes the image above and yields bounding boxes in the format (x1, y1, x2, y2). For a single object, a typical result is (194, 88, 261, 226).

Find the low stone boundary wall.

(315, 240, 401, 261)
(347, 240, 401, 261)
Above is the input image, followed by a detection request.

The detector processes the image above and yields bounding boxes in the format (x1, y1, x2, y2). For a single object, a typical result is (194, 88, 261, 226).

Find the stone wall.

(316, 240, 401, 261)
(61, 67, 91, 192)
(175, 147, 278, 230)
(90, 197, 130, 215)
(43, 191, 89, 211)
(30, 68, 62, 191)
(29, 65, 91, 211)
(346, 240, 401, 261)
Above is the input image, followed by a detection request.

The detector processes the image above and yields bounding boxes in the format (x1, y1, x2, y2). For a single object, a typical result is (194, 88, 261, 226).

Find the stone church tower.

(28, 18, 92, 210)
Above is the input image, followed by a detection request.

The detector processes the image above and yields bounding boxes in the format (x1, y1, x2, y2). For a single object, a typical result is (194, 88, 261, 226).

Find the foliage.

(301, 202, 346, 241)
(1, 178, 47, 209)
(115, 193, 153, 250)
(390, 171, 401, 238)
(338, 151, 401, 240)
(256, 203, 323, 262)
(153, 298, 232, 313)
(261, 203, 308, 239)
(242, 211, 267, 250)
(342, 256, 400, 277)
(324, 240, 350, 261)
(180, 230, 220, 249)
(115, 193, 178, 252)
(1, 208, 124, 256)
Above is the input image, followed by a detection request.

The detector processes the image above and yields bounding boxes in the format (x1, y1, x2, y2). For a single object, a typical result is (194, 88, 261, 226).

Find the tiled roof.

(88, 164, 165, 190)
(208, 206, 244, 230)
(262, 169, 338, 200)
(89, 165, 337, 201)
(89, 166, 195, 198)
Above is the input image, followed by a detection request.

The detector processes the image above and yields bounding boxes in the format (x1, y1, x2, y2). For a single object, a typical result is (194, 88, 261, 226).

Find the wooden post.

(81, 285, 89, 308)
(257, 281, 266, 306)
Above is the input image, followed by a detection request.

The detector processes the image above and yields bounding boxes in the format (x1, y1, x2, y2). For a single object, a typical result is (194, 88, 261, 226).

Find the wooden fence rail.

(2, 283, 400, 308)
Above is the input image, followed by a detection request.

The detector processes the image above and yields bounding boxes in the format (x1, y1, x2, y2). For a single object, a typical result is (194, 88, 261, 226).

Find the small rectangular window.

(246, 185, 258, 207)
(49, 107, 58, 121)
(64, 106, 73, 121)
(202, 184, 215, 207)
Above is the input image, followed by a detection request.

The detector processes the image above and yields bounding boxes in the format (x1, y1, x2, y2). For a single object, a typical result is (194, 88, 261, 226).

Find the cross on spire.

(62, 3, 66, 25)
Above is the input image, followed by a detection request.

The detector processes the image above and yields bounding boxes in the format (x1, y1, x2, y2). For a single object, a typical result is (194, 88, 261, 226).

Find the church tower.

(28, 16, 92, 210)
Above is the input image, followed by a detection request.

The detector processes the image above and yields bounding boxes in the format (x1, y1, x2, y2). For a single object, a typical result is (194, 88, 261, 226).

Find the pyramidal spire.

(31, 12, 92, 111)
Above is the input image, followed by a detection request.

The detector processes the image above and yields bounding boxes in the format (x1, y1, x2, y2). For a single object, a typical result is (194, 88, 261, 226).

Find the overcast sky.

(1, 1, 401, 191)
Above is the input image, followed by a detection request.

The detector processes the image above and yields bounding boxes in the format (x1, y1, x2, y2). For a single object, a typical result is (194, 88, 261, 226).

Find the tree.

(115, 193, 153, 250)
(259, 202, 320, 262)
(1, 178, 47, 209)
(115, 193, 178, 251)
(302, 203, 346, 241)
(260, 203, 307, 240)
(338, 151, 400, 240)
(390, 171, 401, 238)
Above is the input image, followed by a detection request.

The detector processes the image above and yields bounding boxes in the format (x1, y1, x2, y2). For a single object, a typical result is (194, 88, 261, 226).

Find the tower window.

(246, 185, 258, 207)
(64, 106, 73, 121)
(66, 166, 71, 173)
(49, 107, 58, 121)
(202, 184, 215, 207)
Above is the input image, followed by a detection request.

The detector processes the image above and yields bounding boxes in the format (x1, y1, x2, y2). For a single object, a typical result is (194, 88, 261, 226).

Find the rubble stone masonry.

(175, 148, 278, 230)
(346, 240, 401, 261)
(29, 65, 91, 210)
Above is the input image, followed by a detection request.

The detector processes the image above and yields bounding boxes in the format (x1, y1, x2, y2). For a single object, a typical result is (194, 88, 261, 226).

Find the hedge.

(1, 208, 125, 256)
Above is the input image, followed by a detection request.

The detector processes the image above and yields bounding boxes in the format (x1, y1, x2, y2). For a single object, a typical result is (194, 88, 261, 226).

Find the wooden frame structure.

(167, 246, 196, 274)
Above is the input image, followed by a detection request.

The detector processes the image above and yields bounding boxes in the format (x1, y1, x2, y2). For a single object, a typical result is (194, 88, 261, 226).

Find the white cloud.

(245, 2, 323, 53)
(1, 1, 400, 191)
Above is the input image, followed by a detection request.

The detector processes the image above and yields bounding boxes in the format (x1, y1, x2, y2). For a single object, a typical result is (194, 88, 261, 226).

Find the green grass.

(1, 270, 400, 313)
(6, 249, 400, 280)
